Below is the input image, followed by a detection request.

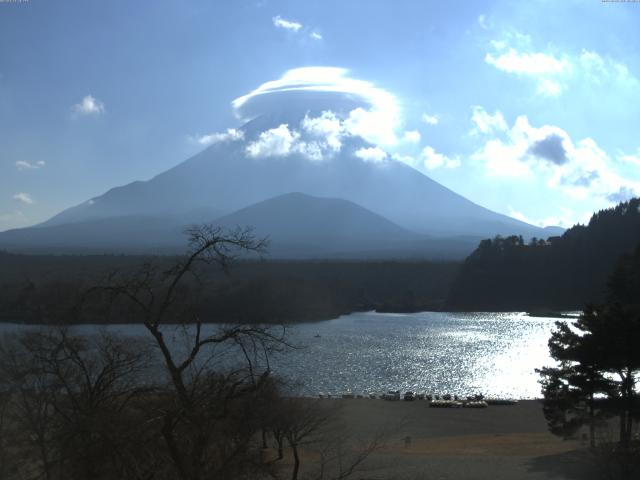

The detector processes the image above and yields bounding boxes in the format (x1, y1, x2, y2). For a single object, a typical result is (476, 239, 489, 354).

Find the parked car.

(382, 390, 401, 401)
(404, 391, 416, 401)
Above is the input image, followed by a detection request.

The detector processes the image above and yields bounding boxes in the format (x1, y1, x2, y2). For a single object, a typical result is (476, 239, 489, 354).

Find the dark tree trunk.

(625, 373, 634, 447)
(619, 409, 627, 447)
(589, 393, 595, 448)
(275, 433, 284, 460)
(291, 444, 300, 480)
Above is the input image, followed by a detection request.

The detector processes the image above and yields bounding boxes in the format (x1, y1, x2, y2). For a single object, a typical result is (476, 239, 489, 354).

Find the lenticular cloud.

(232, 67, 402, 146)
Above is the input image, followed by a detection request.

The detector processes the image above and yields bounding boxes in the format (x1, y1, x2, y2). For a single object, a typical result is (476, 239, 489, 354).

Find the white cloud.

(422, 146, 461, 170)
(484, 33, 571, 97)
(536, 79, 565, 97)
(478, 14, 489, 30)
(472, 115, 569, 177)
(72, 95, 105, 115)
(343, 107, 399, 146)
(471, 112, 640, 201)
(485, 49, 569, 75)
(391, 153, 417, 168)
(193, 128, 244, 146)
(485, 36, 639, 99)
(246, 124, 300, 158)
(272, 15, 302, 32)
(244, 108, 402, 163)
(15, 160, 45, 170)
(422, 113, 439, 125)
(579, 50, 607, 82)
(580, 50, 640, 89)
(272, 15, 323, 40)
(490, 39, 507, 51)
(508, 206, 584, 229)
(246, 120, 339, 162)
(472, 137, 532, 178)
(301, 111, 343, 152)
(508, 207, 536, 225)
(232, 67, 401, 146)
(296, 142, 327, 162)
(402, 130, 421, 143)
(470, 106, 507, 135)
(354, 146, 387, 163)
(618, 149, 640, 166)
(12, 192, 34, 205)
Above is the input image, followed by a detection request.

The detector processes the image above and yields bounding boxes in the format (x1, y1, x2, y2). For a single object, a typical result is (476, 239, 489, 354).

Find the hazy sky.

(1, 0, 640, 231)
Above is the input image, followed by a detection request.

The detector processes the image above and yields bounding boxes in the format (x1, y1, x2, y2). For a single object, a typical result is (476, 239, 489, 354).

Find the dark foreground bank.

(281, 399, 621, 480)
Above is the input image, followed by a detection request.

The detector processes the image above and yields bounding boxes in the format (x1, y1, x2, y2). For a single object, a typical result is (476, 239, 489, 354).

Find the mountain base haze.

(0, 106, 561, 258)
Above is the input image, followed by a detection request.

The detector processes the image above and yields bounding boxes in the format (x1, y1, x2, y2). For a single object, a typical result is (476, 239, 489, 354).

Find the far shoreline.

(0, 307, 579, 326)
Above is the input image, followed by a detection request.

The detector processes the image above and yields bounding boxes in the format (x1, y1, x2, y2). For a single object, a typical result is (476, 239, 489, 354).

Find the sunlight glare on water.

(0, 311, 566, 399)
(273, 311, 565, 399)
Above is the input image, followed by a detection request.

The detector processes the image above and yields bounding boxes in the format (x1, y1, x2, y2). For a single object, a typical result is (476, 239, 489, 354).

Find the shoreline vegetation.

(448, 198, 640, 311)
(0, 253, 460, 324)
(2, 205, 640, 477)
(2, 198, 639, 325)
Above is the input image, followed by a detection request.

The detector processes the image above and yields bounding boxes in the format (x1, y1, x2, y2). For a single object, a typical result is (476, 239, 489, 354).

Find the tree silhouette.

(539, 243, 640, 449)
(449, 198, 640, 311)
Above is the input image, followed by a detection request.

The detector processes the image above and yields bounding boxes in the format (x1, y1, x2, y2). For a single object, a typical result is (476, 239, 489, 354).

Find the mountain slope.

(37, 113, 549, 239)
(0, 192, 482, 258)
(0, 111, 560, 256)
(216, 192, 415, 241)
(0, 215, 188, 254)
(214, 192, 423, 258)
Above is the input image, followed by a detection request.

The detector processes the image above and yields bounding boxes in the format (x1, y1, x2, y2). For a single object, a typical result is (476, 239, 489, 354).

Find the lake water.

(277, 311, 568, 399)
(0, 311, 569, 399)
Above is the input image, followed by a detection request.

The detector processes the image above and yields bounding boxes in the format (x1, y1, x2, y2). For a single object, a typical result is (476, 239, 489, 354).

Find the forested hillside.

(447, 198, 640, 310)
(0, 253, 459, 324)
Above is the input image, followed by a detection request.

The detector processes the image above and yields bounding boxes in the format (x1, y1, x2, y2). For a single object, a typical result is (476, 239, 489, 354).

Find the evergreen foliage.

(448, 198, 640, 310)
(538, 245, 640, 452)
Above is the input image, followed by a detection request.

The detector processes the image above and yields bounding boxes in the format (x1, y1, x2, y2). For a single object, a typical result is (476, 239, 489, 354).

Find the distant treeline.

(4, 198, 639, 321)
(447, 198, 640, 311)
(0, 253, 459, 324)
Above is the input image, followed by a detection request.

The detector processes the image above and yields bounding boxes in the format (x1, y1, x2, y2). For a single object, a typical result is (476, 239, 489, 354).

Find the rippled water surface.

(0, 311, 568, 399)
(272, 311, 567, 399)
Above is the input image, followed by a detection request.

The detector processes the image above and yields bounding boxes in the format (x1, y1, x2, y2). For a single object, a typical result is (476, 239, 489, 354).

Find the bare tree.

(283, 398, 333, 480)
(0, 331, 60, 480)
(0, 328, 154, 480)
(0, 224, 398, 480)
(261, 395, 392, 480)
(79, 225, 291, 480)
(0, 388, 11, 479)
(310, 426, 390, 480)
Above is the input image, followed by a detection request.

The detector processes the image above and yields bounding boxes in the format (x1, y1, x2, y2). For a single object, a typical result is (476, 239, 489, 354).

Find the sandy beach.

(282, 399, 601, 480)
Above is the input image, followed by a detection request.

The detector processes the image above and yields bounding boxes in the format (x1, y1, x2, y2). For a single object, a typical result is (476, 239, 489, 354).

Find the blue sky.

(1, 0, 640, 230)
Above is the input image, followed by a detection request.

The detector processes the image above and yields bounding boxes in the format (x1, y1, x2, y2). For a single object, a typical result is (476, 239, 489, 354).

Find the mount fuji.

(0, 71, 562, 258)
